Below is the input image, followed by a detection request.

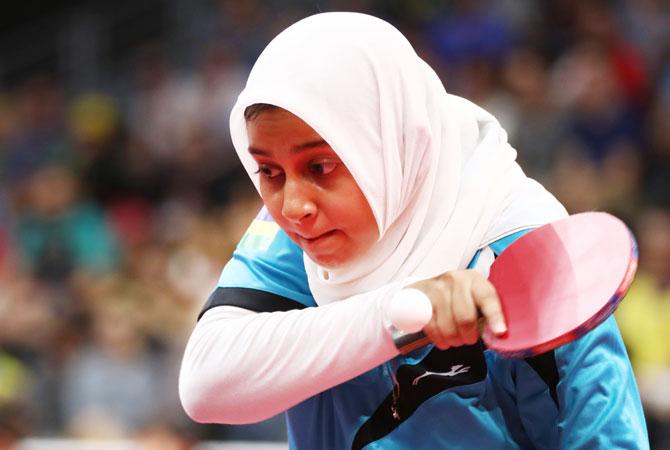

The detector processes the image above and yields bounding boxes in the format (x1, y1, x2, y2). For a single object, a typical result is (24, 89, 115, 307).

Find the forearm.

(178, 287, 399, 424)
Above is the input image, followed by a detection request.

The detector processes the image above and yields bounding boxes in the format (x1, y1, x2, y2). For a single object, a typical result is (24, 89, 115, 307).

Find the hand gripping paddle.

(390, 212, 638, 357)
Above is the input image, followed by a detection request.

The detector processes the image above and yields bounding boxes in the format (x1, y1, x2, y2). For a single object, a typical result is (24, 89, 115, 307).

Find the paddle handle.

(389, 288, 488, 355)
(388, 289, 432, 354)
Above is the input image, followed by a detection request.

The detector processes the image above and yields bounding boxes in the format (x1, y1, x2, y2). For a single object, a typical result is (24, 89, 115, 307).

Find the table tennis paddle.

(390, 212, 638, 357)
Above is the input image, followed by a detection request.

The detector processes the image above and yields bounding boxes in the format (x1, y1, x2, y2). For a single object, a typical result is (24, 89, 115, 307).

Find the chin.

(308, 252, 347, 269)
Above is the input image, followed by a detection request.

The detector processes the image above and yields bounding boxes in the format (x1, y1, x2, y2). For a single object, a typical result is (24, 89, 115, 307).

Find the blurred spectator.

(616, 209, 670, 448)
(125, 43, 246, 210)
(0, 191, 14, 280)
(0, 271, 86, 433)
(187, 43, 246, 155)
(0, 96, 16, 155)
(659, 57, 670, 109)
(71, 94, 165, 245)
(424, 1, 514, 67)
(549, 43, 644, 218)
(552, 44, 643, 164)
(0, 277, 58, 364)
(422, 1, 516, 106)
(68, 94, 120, 160)
(462, 59, 520, 136)
(204, 0, 272, 66)
(2, 76, 73, 188)
(621, 0, 670, 71)
(504, 47, 566, 181)
(0, 402, 32, 450)
(60, 291, 160, 438)
(68, 91, 168, 212)
(643, 99, 670, 209)
(164, 43, 247, 208)
(13, 164, 120, 284)
(574, 0, 649, 107)
(126, 45, 195, 163)
(547, 149, 603, 213)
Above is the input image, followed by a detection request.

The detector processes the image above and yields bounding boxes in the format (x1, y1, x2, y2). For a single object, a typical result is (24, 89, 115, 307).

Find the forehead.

(246, 108, 326, 148)
(247, 108, 314, 132)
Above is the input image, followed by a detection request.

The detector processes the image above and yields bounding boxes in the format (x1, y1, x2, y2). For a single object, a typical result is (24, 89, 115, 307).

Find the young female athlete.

(179, 12, 648, 449)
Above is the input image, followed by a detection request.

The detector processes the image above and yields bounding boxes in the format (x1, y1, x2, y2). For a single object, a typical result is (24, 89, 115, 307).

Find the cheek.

(259, 184, 284, 219)
(335, 186, 378, 241)
(356, 207, 379, 245)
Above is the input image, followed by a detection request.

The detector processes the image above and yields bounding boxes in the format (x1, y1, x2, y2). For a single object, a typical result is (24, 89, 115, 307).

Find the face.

(246, 108, 378, 268)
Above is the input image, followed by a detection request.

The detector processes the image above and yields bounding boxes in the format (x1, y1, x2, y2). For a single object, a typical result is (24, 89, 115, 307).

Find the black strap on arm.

(198, 286, 308, 320)
(524, 351, 560, 408)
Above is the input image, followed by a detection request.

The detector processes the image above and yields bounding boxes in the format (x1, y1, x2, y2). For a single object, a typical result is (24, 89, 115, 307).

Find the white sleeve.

(178, 285, 400, 424)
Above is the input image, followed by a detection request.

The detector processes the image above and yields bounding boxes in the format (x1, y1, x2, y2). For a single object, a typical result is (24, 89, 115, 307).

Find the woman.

(180, 12, 647, 449)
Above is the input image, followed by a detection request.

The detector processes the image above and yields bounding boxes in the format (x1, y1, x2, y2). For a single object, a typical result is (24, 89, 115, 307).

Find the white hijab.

(230, 12, 567, 304)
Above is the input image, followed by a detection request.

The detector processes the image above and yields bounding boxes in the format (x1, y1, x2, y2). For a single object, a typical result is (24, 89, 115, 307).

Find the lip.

(297, 230, 336, 241)
(295, 230, 338, 246)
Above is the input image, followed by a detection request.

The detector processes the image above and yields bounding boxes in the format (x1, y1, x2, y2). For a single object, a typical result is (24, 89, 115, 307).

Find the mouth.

(293, 230, 339, 250)
(296, 230, 337, 242)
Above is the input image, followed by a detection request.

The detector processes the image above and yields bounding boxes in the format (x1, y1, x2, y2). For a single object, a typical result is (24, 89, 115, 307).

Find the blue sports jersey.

(202, 208, 649, 449)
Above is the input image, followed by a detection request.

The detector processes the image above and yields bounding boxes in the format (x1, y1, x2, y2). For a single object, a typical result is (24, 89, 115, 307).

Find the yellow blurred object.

(0, 352, 31, 402)
(69, 94, 119, 145)
(616, 272, 670, 369)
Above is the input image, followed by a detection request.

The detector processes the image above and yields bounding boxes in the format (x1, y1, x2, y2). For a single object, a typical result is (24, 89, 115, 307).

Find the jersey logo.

(238, 208, 280, 252)
(351, 342, 488, 450)
(411, 364, 471, 385)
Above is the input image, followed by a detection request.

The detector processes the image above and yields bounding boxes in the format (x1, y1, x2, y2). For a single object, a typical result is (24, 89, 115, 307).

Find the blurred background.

(0, 0, 668, 448)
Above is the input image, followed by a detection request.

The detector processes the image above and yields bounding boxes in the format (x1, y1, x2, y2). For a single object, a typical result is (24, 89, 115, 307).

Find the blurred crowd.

(0, 0, 669, 448)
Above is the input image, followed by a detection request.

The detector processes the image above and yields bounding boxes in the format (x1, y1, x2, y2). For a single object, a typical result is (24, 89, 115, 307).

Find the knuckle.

(455, 316, 477, 329)
(439, 271, 460, 286)
(474, 277, 497, 296)
(463, 269, 480, 278)
(440, 329, 460, 341)
(414, 281, 446, 303)
(440, 271, 456, 281)
(462, 333, 479, 345)
(435, 341, 451, 350)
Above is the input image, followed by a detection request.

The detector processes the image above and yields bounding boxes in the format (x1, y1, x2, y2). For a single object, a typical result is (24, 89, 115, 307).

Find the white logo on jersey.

(412, 364, 471, 385)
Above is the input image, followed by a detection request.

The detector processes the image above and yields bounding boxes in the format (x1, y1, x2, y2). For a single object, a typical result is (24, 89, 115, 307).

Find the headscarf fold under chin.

(229, 12, 567, 305)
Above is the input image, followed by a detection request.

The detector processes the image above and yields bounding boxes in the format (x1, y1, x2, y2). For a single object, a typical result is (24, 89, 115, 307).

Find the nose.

(281, 177, 317, 224)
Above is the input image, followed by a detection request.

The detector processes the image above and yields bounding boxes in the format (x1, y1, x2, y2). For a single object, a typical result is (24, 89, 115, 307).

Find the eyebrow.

(248, 139, 329, 156)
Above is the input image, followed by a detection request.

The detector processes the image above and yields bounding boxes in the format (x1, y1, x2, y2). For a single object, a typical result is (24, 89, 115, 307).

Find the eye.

(255, 164, 283, 179)
(309, 159, 338, 175)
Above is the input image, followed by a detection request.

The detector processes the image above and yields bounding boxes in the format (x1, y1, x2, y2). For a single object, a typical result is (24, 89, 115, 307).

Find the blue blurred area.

(0, 0, 669, 448)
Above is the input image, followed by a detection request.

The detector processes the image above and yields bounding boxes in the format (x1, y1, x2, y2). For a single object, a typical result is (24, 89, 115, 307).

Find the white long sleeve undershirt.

(178, 285, 400, 424)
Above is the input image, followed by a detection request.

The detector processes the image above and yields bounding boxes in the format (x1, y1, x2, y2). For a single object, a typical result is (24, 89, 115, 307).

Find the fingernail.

(492, 322, 507, 335)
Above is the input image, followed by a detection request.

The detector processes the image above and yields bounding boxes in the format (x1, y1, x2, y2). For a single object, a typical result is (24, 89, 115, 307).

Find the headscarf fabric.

(229, 12, 567, 304)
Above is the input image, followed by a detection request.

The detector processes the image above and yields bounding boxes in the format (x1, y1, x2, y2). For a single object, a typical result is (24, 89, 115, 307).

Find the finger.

(471, 277, 507, 335)
(420, 296, 447, 349)
(450, 273, 479, 345)
(420, 282, 457, 349)
(412, 282, 447, 349)
(423, 314, 450, 350)
(433, 279, 463, 348)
